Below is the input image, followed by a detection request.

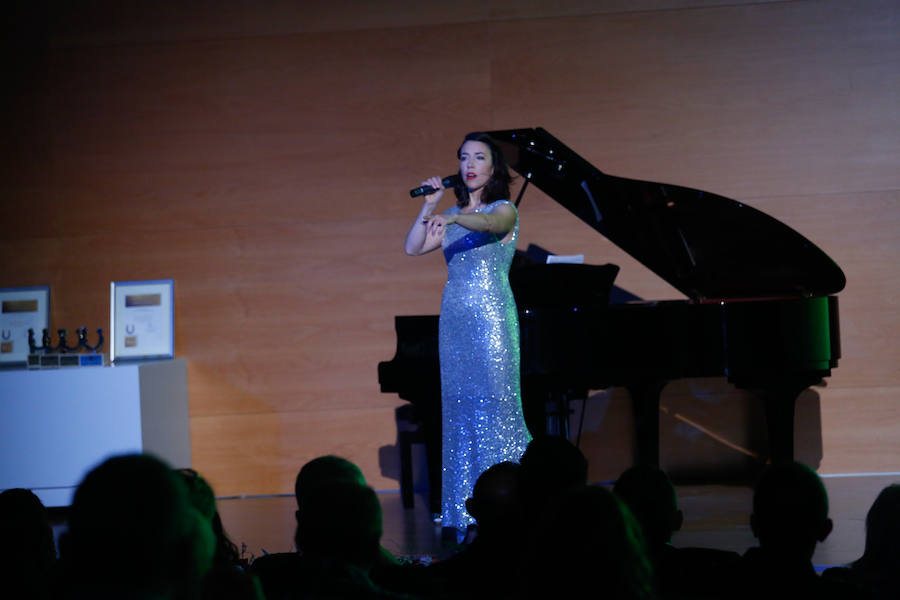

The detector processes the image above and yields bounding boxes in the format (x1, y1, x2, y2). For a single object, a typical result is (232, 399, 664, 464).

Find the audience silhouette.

(54, 453, 215, 600)
(291, 480, 402, 599)
(613, 464, 741, 599)
(523, 483, 654, 600)
(737, 460, 869, 600)
(250, 454, 431, 599)
(19, 445, 890, 600)
(175, 468, 263, 599)
(294, 455, 367, 500)
(517, 434, 588, 526)
(822, 483, 900, 600)
(0, 487, 57, 600)
(427, 461, 524, 600)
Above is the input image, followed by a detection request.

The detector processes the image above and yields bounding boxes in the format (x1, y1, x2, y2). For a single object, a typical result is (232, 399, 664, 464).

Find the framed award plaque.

(0, 286, 50, 366)
(110, 279, 174, 362)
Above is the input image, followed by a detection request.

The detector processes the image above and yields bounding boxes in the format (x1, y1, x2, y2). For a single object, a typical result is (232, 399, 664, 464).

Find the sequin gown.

(439, 199, 532, 533)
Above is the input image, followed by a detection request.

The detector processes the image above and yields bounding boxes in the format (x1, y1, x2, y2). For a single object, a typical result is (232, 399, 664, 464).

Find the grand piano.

(379, 127, 844, 510)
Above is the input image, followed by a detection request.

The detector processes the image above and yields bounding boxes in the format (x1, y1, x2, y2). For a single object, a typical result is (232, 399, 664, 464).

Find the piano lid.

(486, 127, 846, 301)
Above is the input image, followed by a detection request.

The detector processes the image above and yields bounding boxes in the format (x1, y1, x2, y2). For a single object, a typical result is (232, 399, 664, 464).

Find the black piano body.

(379, 128, 843, 508)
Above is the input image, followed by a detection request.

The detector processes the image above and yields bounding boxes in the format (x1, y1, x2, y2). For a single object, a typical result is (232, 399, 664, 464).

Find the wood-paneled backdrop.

(2, 0, 897, 495)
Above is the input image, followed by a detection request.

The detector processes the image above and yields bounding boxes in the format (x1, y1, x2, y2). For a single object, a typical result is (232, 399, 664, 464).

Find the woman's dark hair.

(454, 132, 513, 208)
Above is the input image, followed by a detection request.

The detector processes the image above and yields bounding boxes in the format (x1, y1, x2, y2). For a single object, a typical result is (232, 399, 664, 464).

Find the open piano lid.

(487, 128, 846, 301)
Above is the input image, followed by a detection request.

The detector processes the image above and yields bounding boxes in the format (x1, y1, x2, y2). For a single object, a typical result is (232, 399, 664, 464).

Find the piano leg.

(627, 380, 668, 467)
(422, 403, 442, 516)
(761, 378, 814, 463)
(764, 393, 795, 463)
(399, 433, 415, 509)
(743, 374, 825, 463)
(395, 401, 442, 515)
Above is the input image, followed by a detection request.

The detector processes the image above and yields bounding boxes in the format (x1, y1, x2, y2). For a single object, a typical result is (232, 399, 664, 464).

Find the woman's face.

(459, 140, 494, 194)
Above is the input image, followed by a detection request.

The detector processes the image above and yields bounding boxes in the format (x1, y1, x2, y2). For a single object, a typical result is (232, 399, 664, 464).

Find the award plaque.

(0, 286, 50, 366)
(110, 280, 174, 362)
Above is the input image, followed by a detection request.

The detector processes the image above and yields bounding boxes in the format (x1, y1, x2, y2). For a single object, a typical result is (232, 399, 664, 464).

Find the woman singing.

(404, 132, 532, 538)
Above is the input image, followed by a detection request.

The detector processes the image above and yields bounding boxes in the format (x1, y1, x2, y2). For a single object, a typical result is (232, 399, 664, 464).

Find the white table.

(0, 358, 190, 507)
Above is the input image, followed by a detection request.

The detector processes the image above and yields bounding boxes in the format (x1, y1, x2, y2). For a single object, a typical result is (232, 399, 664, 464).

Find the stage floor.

(216, 473, 897, 569)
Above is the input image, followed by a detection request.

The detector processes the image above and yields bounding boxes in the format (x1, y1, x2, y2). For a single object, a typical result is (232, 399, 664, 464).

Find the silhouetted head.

(294, 455, 366, 507)
(176, 468, 217, 521)
(61, 453, 214, 596)
(857, 483, 900, 569)
(613, 465, 683, 546)
(0, 488, 56, 587)
(175, 468, 241, 567)
(294, 481, 382, 570)
(526, 485, 653, 600)
(519, 435, 588, 519)
(465, 461, 522, 537)
(751, 461, 832, 558)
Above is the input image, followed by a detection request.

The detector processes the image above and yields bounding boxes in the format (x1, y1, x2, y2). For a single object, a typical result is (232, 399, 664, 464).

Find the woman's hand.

(421, 176, 445, 206)
(423, 212, 457, 236)
(404, 175, 453, 256)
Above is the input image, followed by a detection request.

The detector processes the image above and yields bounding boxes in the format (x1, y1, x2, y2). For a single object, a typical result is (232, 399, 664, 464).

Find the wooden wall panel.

(490, 0, 899, 198)
(819, 387, 900, 474)
(189, 407, 400, 495)
(39, 1, 783, 45)
(3, 30, 495, 233)
(2, 0, 897, 496)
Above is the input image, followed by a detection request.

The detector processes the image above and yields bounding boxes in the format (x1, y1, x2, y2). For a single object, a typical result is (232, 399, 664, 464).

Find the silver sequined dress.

(439, 199, 532, 533)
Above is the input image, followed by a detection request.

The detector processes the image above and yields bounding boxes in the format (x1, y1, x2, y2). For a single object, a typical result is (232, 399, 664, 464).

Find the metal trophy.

(28, 327, 107, 369)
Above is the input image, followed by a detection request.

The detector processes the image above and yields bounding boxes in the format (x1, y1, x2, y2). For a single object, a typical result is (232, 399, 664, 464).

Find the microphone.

(409, 174, 462, 198)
